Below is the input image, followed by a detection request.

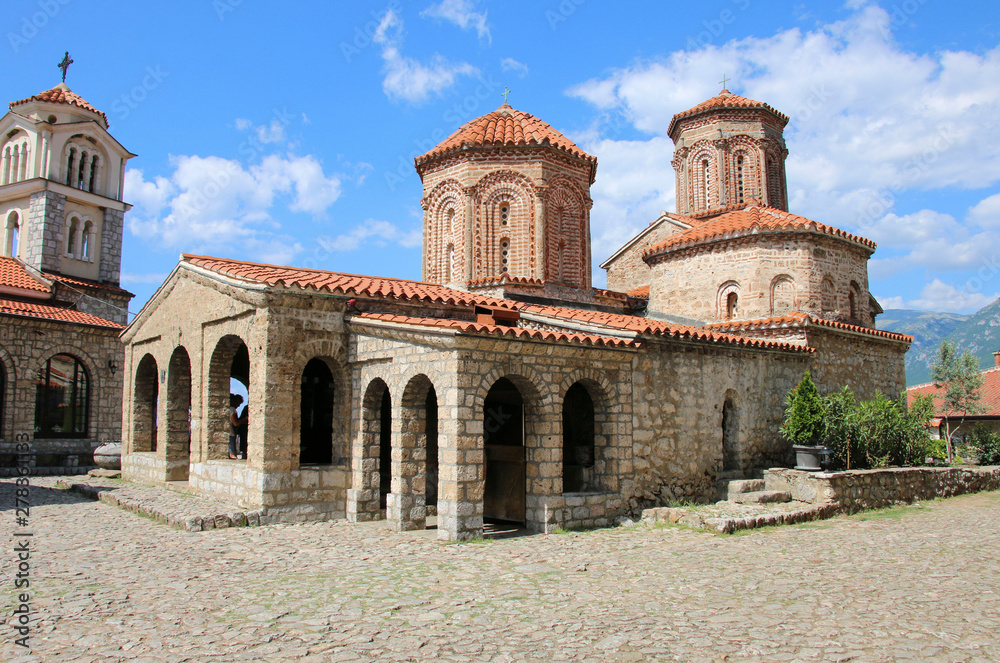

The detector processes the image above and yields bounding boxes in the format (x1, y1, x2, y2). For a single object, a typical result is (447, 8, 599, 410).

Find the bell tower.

(0, 68, 136, 292)
(668, 89, 789, 218)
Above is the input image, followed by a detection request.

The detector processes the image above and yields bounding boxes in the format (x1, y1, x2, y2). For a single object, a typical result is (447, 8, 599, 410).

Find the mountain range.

(876, 298, 1000, 386)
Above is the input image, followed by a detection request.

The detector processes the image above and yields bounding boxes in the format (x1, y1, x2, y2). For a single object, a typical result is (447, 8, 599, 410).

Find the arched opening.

(165, 347, 192, 479)
(66, 217, 79, 256)
(207, 336, 250, 461)
(66, 148, 76, 186)
(849, 282, 861, 320)
(81, 221, 93, 260)
(771, 275, 797, 316)
(722, 396, 740, 473)
(562, 383, 595, 493)
(77, 150, 87, 189)
(300, 358, 334, 465)
(726, 292, 739, 319)
(132, 354, 159, 452)
(483, 377, 525, 524)
(34, 354, 90, 439)
(6, 211, 20, 257)
(88, 155, 99, 193)
(736, 155, 745, 204)
(425, 385, 438, 514)
(821, 277, 837, 315)
(0, 362, 6, 437)
(379, 388, 392, 510)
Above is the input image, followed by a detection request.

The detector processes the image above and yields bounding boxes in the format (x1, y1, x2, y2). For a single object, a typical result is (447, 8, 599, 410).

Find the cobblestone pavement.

(3, 479, 999, 663)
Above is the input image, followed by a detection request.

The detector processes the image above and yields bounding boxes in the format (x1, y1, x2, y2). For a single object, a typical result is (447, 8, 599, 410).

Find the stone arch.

(300, 357, 336, 465)
(165, 346, 192, 479)
(849, 280, 862, 320)
(722, 390, 740, 473)
(557, 370, 619, 494)
(717, 281, 741, 320)
(358, 377, 391, 516)
(131, 353, 159, 453)
(1, 132, 31, 184)
(544, 184, 586, 287)
(206, 334, 249, 461)
(728, 136, 760, 205)
(62, 136, 108, 194)
(770, 275, 797, 316)
(5, 209, 21, 257)
(687, 141, 717, 212)
(473, 170, 535, 279)
(425, 179, 464, 283)
(821, 275, 837, 315)
(389, 373, 439, 530)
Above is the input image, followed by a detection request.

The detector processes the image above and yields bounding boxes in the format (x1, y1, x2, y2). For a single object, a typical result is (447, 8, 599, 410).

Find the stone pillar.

(462, 186, 475, 283)
(534, 185, 547, 281)
(346, 381, 385, 522)
(437, 384, 483, 541)
(387, 401, 427, 531)
(99, 207, 124, 285)
(40, 130, 51, 179)
(24, 190, 64, 273)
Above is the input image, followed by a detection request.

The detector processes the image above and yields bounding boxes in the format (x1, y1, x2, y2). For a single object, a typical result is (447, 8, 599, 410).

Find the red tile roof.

(0, 297, 122, 329)
(0, 257, 50, 295)
(521, 304, 813, 353)
(668, 89, 788, 138)
(706, 313, 913, 344)
(44, 271, 134, 297)
(415, 103, 596, 167)
(908, 367, 1000, 418)
(643, 205, 876, 262)
(182, 255, 518, 309)
(467, 274, 545, 288)
(350, 312, 637, 349)
(10, 83, 109, 128)
(626, 285, 650, 298)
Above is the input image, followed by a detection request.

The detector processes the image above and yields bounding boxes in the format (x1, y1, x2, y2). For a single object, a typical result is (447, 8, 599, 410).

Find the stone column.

(436, 383, 483, 541)
(40, 130, 51, 179)
(714, 139, 728, 207)
(346, 379, 384, 522)
(387, 400, 427, 531)
(534, 185, 547, 281)
(462, 186, 475, 283)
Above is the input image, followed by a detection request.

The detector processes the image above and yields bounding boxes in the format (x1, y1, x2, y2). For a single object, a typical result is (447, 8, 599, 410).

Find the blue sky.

(4, 0, 999, 316)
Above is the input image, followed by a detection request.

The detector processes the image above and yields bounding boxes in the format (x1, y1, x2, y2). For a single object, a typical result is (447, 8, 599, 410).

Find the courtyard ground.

(2, 478, 998, 663)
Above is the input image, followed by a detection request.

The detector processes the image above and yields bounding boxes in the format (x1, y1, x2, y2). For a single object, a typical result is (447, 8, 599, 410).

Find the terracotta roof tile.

(0, 257, 50, 294)
(350, 312, 637, 349)
(182, 255, 518, 309)
(521, 304, 813, 353)
(0, 297, 122, 328)
(626, 285, 650, 298)
(706, 313, 913, 343)
(10, 83, 109, 128)
(43, 271, 134, 297)
(908, 367, 1000, 418)
(467, 274, 545, 288)
(643, 205, 876, 261)
(668, 90, 788, 138)
(416, 103, 596, 166)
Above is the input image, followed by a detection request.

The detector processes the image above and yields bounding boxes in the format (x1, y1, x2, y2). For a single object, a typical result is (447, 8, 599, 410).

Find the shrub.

(964, 427, 1000, 466)
(781, 371, 825, 446)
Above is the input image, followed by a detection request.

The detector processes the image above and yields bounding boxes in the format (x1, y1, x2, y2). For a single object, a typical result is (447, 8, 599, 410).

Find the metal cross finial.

(502, 86, 511, 104)
(719, 74, 730, 91)
(58, 51, 74, 83)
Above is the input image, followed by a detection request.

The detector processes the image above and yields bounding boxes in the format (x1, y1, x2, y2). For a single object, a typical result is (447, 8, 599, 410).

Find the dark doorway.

(425, 385, 438, 510)
(563, 383, 596, 492)
(483, 377, 525, 523)
(722, 397, 739, 472)
(379, 390, 391, 510)
(300, 359, 334, 465)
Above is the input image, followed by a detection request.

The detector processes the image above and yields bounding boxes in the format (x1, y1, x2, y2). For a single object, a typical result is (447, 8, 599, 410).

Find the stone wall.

(629, 340, 808, 507)
(603, 216, 689, 294)
(805, 327, 908, 400)
(764, 466, 1000, 510)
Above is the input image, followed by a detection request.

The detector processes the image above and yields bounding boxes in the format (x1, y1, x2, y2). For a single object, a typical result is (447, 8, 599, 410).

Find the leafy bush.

(781, 371, 825, 446)
(791, 385, 933, 470)
(964, 427, 1000, 466)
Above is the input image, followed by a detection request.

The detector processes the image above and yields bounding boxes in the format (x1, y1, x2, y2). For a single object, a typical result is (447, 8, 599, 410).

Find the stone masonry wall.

(805, 327, 908, 400)
(604, 218, 688, 294)
(629, 340, 809, 508)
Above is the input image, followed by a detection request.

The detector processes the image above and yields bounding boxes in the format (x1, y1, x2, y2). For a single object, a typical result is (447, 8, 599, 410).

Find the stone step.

(730, 490, 792, 505)
(725, 479, 765, 497)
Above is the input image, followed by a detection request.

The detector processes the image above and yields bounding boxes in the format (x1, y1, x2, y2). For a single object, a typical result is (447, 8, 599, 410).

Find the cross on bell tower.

(58, 52, 74, 83)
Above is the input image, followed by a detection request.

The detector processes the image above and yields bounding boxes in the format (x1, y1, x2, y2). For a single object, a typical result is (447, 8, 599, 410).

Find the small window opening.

(500, 204, 509, 226)
(737, 156, 745, 204)
(500, 240, 509, 273)
(702, 159, 710, 208)
(726, 292, 739, 319)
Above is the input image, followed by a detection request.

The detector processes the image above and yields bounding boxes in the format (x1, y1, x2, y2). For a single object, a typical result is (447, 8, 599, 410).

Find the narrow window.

(6, 211, 19, 257)
(88, 155, 99, 193)
(66, 218, 79, 256)
(500, 239, 509, 274)
(702, 159, 710, 209)
(849, 290, 857, 319)
(736, 156, 745, 204)
(66, 148, 76, 186)
(446, 244, 454, 282)
(77, 151, 87, 189)
(82, 221, 93, 260)
(726, 292, 739, 319)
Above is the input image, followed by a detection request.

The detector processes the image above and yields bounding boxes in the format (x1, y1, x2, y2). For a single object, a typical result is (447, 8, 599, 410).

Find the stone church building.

(120, 90, 911, 540)
(0, 82, 134, 474)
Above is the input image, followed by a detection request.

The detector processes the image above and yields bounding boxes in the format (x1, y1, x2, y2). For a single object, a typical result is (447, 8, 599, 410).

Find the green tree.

(782, 371, 825, 446)
(930, 339, 985, 462)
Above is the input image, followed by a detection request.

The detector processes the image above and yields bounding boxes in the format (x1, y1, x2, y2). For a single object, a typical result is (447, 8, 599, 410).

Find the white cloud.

(236, 116, 288, 145)
(125, 154, 340, 261)
(969, 193, 1000, 229)
(500, 57, 529, 78)
(318, 219, 421, 252)
(883, 279, 1000, 314)
(567, 4, 1000, 258)
(422, 0, 491, 43)
(374, 9, 478, 104)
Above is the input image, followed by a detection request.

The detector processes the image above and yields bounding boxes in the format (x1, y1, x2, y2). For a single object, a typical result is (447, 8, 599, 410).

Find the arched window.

(5, 211, 20, 257)
(1, 146, 10, 185)
(66, 217, 79, 256)
(849, 281, 861, 320)
(66, 148, 76, 186)
(718, 281, 741, 321)
(563, 383, 595, 493)
(736, 155, 745, 204)
(770, 276, 797, 316)
(77, 151, 88, 190)
(726, 292, 739, 319)
(821, 277, 837, 315)
(34, 354, 90, 438)
(88, 155, 99, 193)
(702, 159, 711, 209)
(81, 221, 93, 260)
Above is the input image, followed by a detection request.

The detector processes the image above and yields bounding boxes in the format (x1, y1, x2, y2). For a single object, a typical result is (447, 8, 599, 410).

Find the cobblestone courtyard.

(3, 479, 999, 663)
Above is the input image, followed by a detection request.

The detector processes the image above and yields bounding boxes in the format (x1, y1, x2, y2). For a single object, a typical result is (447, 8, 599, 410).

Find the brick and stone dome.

(10, 82, 109, 128)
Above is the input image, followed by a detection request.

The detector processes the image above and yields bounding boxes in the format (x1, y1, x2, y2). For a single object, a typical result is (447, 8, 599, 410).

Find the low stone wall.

(764, 466, 1000, 510)
(259, 465, 349, 524)
(189, 461, 262, 508)
(529, 492, 624, 532)
(123, 452, 167, 484)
